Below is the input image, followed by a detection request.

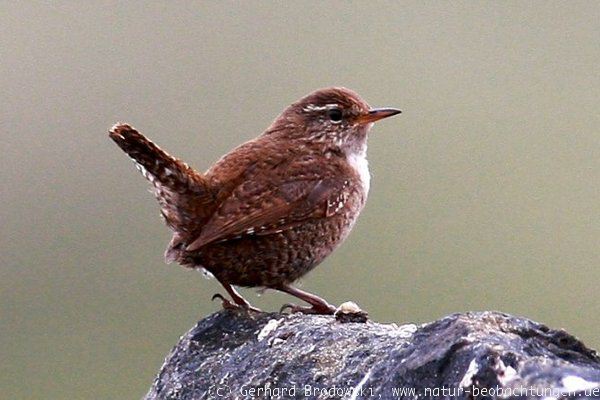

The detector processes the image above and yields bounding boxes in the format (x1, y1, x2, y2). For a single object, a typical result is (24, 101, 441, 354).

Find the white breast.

(347, 149, 370, 196)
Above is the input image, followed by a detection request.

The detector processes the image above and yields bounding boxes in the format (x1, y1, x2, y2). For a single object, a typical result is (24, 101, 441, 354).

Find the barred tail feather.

(109, 123, 212, 233)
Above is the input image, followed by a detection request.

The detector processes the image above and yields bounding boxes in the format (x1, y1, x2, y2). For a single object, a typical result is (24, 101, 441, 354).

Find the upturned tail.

(109, 123, 212, 237)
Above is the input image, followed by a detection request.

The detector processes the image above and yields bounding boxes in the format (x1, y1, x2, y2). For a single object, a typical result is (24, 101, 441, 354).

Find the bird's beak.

(357, 108, 402, 125)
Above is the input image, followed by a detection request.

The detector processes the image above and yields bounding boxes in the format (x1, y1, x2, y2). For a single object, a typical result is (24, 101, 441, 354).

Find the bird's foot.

(280, 302, 336, 315)
(211, 293, 262, 313)
(275, 284, 336, 315)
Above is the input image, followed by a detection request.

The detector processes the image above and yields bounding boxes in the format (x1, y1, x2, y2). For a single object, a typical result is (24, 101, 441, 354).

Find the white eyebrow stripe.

(302, 103, 340, 112)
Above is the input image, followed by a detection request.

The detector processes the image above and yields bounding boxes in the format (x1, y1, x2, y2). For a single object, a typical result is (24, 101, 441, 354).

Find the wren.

(109, 87, 400, 314)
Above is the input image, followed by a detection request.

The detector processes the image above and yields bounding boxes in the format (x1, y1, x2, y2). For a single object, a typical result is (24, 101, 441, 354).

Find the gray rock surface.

(144, 310, 600, 399)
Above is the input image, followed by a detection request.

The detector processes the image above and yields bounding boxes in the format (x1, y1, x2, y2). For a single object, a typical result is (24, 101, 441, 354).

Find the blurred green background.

(1, 2, 599, 399)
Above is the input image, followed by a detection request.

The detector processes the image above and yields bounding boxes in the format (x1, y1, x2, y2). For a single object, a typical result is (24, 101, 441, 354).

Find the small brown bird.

(109, 87, 400, 314)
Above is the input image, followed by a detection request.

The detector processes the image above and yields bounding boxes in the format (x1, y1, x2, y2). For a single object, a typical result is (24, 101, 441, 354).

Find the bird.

(109, 87, 400, 314)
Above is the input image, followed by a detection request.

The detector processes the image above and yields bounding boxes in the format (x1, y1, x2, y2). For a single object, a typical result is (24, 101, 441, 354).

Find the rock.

(144, 311, 600, 399)
(334, 301, 369, 324)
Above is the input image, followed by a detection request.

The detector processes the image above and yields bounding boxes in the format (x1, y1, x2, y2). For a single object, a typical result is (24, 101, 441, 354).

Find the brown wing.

(185, 176, 350, 251)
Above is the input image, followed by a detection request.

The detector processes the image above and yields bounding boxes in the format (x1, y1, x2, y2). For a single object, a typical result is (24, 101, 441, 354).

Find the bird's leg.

(212, 279, 262, 313)
(277, 284, 336, 315)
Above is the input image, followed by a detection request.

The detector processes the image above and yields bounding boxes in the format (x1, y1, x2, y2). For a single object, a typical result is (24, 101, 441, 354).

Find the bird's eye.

(327, 108, 343, 123)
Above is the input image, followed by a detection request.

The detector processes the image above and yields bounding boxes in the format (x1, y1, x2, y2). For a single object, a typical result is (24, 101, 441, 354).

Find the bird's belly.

(190, 204, 363, 288)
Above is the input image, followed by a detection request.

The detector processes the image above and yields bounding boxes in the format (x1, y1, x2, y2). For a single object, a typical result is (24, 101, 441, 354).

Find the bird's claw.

(280, 302, 336, 315)
(211, 293, 262, 313)
(211, 293, 239, 310)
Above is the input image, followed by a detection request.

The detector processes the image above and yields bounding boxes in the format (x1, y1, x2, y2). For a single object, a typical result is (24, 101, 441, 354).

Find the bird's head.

(266, 87, 401, 154)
